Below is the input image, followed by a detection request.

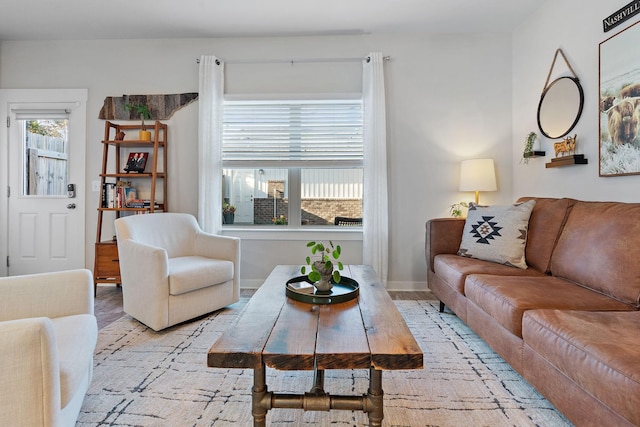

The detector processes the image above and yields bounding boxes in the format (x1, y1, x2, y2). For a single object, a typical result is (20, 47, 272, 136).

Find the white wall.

(0, 33, 514, 289)
(513, 0, 640, 201)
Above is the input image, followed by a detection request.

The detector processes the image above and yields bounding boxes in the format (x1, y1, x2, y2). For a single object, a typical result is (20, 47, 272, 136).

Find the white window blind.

(222, 99, 363, 168)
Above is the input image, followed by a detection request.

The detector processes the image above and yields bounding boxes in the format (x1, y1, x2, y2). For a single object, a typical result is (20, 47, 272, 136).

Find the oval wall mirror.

(537, 76, 584, 139)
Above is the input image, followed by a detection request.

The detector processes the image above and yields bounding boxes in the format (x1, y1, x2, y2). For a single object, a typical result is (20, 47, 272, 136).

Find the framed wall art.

(599, 19, 640, 176)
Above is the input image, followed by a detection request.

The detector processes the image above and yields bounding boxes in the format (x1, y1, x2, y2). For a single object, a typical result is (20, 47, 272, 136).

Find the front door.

(232, 169, 255, 224)
(0, 89, 87, 276)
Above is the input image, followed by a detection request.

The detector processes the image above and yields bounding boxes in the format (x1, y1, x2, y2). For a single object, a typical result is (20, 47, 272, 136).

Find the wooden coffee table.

(207, 265, 423, 426)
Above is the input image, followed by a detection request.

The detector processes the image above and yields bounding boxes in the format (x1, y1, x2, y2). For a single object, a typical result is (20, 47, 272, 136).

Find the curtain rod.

(196, 56, 390, 64)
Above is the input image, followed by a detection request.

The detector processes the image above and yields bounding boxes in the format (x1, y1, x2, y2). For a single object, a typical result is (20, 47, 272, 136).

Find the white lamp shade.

(459, 159, 497, 192)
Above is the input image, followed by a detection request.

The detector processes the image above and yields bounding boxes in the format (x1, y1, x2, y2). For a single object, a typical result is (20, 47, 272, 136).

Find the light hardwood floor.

(94, 285, 433, 329)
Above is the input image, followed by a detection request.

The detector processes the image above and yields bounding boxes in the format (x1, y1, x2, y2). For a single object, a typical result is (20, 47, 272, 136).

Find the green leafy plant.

(222, 203, 236, 214)
(522, 131, 537, 164)
(449, 201, 469, 218)
(301, 241, 343, 283)
(272, 214, 287, 225)
(124, 102, 152, 130)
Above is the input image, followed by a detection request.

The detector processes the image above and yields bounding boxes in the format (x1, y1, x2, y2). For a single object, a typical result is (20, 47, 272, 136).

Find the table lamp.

(459, 158, 497, 205)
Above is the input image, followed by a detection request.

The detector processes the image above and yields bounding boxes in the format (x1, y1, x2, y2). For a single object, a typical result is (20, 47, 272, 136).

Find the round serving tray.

(285, 275, 359, 305)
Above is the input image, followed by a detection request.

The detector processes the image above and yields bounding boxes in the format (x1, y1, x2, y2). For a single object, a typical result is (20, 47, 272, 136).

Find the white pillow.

(457, 200, 536, 269)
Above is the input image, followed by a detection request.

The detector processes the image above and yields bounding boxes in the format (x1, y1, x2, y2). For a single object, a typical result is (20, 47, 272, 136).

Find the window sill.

(220, 226, 363, 241)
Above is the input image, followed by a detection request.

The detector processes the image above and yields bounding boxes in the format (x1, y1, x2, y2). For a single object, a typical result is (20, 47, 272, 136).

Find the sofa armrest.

(425, 218, 465, 272)
(0, 269, 94, 322)
(0, 317, 60, 426)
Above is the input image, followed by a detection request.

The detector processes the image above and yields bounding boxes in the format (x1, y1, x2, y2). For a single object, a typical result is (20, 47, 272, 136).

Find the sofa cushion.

(168, 256, 234, 296)
(523, 309, 640, 426)
(550, 201, 640, 307)
(51, 314, 98, 408)
(458, 200, 535, 269)
(433, 254, 544, 294)
(465, 274, 634, 337)
(516, 197, 575, 274)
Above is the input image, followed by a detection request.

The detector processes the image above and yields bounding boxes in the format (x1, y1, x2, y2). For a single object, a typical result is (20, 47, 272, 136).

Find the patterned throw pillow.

(457, 200, 536, 269)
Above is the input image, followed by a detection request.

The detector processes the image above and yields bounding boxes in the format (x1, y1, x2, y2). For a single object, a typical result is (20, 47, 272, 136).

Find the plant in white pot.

(124, 102, 153, 141)
(301, 241, 343, 292)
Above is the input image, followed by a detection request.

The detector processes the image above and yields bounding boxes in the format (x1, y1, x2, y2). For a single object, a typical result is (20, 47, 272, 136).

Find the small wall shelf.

(545, 154, 588, 168)
(524, 151, 546, 158)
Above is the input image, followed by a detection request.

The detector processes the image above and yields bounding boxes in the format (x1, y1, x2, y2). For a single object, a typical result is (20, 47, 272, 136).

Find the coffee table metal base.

(251, 363, 384, 427)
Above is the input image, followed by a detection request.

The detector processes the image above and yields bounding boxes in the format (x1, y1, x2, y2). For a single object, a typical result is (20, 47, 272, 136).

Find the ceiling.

(0, 0, 545, 41)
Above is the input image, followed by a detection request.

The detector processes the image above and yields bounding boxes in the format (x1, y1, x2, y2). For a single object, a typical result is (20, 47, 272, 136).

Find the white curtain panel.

(198, 55, 224, 233)
(362, 52, 389, 284)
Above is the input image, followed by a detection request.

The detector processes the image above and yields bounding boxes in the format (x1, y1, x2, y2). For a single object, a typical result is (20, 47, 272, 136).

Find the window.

(222, 98, 363, 227)
(14, 113, 70, 196)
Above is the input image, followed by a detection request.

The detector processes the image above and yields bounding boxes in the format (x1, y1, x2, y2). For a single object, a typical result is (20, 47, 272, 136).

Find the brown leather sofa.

(425, 197, 640, 427)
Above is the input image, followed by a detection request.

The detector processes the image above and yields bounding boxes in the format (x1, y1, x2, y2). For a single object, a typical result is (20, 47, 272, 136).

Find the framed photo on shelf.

(124, 152, 149, 173)
(599, 20, 640, 176)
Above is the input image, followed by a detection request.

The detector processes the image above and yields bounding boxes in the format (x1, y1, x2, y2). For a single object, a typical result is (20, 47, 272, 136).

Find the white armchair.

(115, 212, 240, 331)
(0, 269, 98, 427)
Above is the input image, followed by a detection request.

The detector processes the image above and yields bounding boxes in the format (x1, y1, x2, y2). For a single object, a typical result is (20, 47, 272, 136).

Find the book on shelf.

(102, 181, 144, 208)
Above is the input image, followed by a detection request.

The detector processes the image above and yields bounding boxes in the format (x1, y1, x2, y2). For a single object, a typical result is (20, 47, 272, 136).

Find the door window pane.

(20, 119, 69, 196)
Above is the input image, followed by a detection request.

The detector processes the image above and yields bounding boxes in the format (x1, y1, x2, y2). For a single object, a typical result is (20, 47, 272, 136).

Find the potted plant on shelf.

(124, 102, 153, 141)
(522, 131, 544, 164)
(301, 241, 343, 292)
(222, 203, 236, 224)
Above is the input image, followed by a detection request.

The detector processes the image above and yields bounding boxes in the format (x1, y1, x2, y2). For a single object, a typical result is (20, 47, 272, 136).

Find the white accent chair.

(0, 269, 98, 427)
(115, 213, 240, 331)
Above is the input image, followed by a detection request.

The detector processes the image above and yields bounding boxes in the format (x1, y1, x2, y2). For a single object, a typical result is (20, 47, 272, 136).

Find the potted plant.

(300, 241, 343, 292)
(124, 102, 153, 141)
(272, 214, 288, 225)
(522, 131, 543, 164)
(222, 203, 236, 224)
(449, 201, 469, 218)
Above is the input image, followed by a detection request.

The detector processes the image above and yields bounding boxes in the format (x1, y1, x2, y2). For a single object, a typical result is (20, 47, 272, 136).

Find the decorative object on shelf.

(124, 152, 148, 173)
(459, 158, 497, 205)
(553, 134, 577, 157)
(449, 201, 469, 218)
(537, 48, 584, 140)
(599, 19, 640, 177)
(124, 102, 152, 140)
(522, 132, 545, 164)
(99, 93, 199, 120)
(545, 134, 588, 168)
(222, 203, 235, 224)
(300, 241, 343, 293)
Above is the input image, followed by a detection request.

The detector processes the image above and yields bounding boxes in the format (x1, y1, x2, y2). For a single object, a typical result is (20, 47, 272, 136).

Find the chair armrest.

(0, 317, 60, 425)
(425, 218, 465, 272)
(117, 238, 169, 289)
(194, 232, 240, 264)
(0, 269, 94, 322)
(194, 233, 241, 291)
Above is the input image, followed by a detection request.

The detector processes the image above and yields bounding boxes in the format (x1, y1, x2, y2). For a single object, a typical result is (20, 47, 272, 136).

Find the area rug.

(77, 299, 572, 426)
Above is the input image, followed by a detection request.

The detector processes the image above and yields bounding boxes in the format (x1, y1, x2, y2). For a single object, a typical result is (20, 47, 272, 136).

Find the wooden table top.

(207, 265, 423, 372)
